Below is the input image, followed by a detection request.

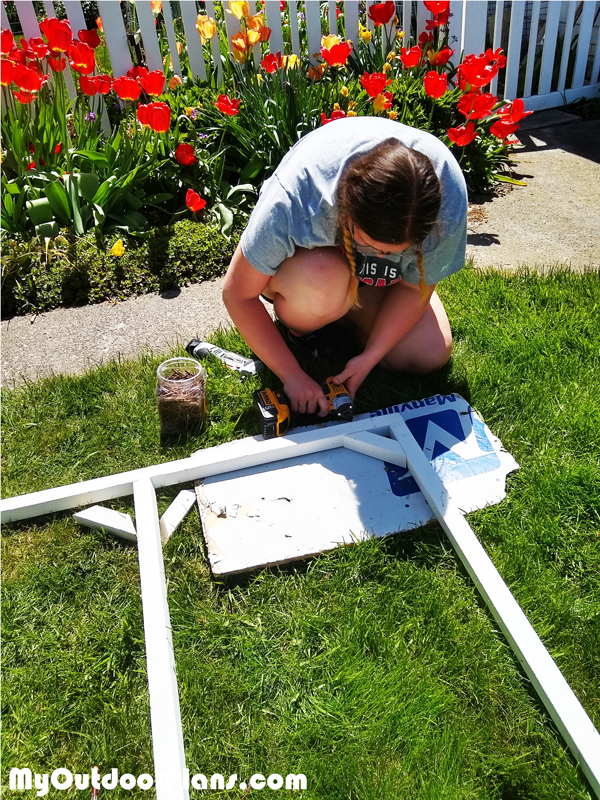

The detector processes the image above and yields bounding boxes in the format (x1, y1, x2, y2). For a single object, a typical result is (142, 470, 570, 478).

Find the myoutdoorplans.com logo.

(9, 767, 307, 794)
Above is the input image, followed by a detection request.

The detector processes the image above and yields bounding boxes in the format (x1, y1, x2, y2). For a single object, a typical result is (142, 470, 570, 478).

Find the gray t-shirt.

(240, 116, 467, 287)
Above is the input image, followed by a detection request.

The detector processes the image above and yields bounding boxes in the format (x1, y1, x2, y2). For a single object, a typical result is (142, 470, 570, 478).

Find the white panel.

(557, 0, 576, 91)
(62, 0, 86, 33)
(524, 0, 541, 97)
(462, 0, 487, 59)
(490, 0, 504, 96)
(73, 505, 137, 542)
(389, 420, 600, 797)
(180, 1, 207, 82)
(401, 1, 412, 39)
(343, 0, 359, 52)
(446, 0, 464, 57)
(223, 0, 241, 46)
(523, 82, 600, 110)
(97, 0, 132, 76)
(14, 0, 41, 39)
(133, 479, 189, 800)
(416, 0, 428, 40)
(572, 1, 597, 88)
(538, 0, 562, 96)
(288, 0, 301, 55)
(204, 0, 222, 84)
(264, 0, 284, 57)
(328, 0, 336, 34)
(504, 0, 525, 101)
(305, 0, 322, 65)
(137, 0, 164, 72)
(161, 0, 182, 75)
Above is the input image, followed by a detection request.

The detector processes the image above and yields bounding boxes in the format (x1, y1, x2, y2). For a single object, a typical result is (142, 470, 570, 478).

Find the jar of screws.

(156, 357, 207, 438)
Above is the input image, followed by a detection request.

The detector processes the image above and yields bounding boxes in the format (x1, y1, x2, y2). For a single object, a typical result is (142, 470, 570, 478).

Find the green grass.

(2, 267, 599, 799)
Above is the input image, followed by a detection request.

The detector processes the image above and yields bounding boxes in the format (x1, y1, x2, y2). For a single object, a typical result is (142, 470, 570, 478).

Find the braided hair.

(337, 139, 441, 306)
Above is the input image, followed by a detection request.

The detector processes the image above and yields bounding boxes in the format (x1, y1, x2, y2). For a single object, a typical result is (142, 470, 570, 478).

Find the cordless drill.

(254, 377, 354, 439)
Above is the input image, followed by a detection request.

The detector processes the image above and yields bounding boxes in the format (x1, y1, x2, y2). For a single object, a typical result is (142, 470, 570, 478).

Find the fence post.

(97, 0, 133, 77)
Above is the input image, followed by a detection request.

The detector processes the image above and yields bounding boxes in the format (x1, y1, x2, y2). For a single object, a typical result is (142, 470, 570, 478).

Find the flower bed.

(1, 1, 533, 314)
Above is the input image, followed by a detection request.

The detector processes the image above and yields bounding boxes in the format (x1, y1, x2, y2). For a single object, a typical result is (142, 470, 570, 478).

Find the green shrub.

(1, 220, 239, 318)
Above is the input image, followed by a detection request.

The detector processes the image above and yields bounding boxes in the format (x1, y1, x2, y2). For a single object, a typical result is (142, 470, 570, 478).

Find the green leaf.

(5, 183, 21, 196)
(227, 183, 256, 200)
(78, 173, 100, 202)
(45, 181, 72, 227)
(493, 173, 528, 186)
(124, 192, 144, 210)
(240, 155, 265, 183)
(92, 176, 117, 207)
(4, 194, 13, 216)
(144, 193, 173, 205)
(215, 203, 234, 236)
(35, 221, 60, 238)
(26, 198, 55, 226)
(64, 175, 84, 236)
(71, 150, 110, 169)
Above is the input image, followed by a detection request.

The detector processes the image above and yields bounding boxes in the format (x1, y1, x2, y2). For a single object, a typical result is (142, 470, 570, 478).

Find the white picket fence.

(2, 0, 600, 113)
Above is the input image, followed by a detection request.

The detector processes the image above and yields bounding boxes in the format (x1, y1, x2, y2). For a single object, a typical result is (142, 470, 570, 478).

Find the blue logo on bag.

(385, 409, 501, 496)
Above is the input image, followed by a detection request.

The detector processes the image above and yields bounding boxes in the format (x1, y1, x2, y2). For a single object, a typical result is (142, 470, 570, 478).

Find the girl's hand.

(333, 353, 376, 399)
(284, 373, 329, 417)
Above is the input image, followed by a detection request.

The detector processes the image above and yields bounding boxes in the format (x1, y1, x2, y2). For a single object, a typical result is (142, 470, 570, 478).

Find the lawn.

(2, 266, 599, 799)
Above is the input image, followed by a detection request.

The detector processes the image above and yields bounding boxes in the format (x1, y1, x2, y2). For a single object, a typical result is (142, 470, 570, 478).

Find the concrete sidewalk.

(2, 109, 599, 387)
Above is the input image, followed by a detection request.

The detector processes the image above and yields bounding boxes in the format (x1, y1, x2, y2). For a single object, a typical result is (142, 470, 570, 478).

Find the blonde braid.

(416, 244, 429, 305)
(342, 226, 361, 309)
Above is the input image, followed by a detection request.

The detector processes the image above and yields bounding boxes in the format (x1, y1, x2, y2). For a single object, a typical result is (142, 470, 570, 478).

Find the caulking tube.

(186, 340, 263, 378)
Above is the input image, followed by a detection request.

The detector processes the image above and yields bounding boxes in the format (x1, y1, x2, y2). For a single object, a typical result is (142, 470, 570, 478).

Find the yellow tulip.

(347, 110, 357, 117)
(386, 51, 396, 62)
(321, 34, 341, 50)
(360, 29, 372, 43)
(382, 62, 392, 74)
(185, 107, 194, 116)
(111, 240, 125, 257)
(247, 29, 261, 46)
(151, 1, 162, 14)
(340, 86, 349, 96)
(177, 41, 183, 54)
(256, 74, 263, 84)
(348, 100, 357, 109)
(372, 93, 387, 113)
(396, 30, 405, 40)
(283, 54, 300, 69)
(246, 13, 264, 30)
(196, 15, 216, 42)
(169, 75, 182, 89)
(387, 110, 398, 120)
(228, 1, 249, 20)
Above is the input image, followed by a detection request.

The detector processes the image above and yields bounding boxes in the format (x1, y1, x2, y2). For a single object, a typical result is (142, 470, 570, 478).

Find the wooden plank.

(538, 0, 562, 96)
(490, 0, 504, 97)
(137, 0, 164, 73)
(133, 479, 189, 800)
(288, 0, 301, 55)
(204, 1, 223, 84)
(388, 420, 600, 796)
(1, 417, 403, 523)
(557, 0, 576, 92)
(504, 0, 525, 101)
(344, 0, 359, 50)
(161, 0, 182, 76)
(73, 505, 137, 542)
(305, 0, 322, 65)
(446, 0, 464, 57)
(97, 0, 132, 76)
(180, 0, 207, 82)
(264, 0, 284, 58)
(159, 490, 197, 542)
(524, 0, 541, 97)
(14, 0, 40, 40)
(462, 0, 488, 61)
(572, 1, 597, 88)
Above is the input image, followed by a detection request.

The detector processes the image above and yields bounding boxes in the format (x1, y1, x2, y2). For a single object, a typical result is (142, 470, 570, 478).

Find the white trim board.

(2, 416, 599, 795)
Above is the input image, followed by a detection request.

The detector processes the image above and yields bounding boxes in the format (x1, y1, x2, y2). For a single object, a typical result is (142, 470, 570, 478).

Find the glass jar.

(156, 357, 207, 438)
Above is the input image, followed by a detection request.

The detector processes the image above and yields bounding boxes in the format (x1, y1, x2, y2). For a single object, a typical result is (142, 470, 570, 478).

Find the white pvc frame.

(2, 416, 599, 798)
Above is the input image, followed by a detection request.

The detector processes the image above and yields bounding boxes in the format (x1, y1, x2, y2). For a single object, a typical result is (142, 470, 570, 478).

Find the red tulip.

(447, 121, 476, 146)
(1, 28, 14, 55)
(261, 52, 284, 73)
(146, 101, 171, 133)
(39, 17, 73, 53)
(427, 45, 455, 66)
(67, 40, 95, 74)
(96, 74, 111, 94)
(13, 64, 45, 92)
(458, 91, 497, 120)
(424, 1, 450, 13)
(459, 52, 502, 89)
(372, 91, 393, 113)
(175, 142, 197, 166)
(485, 47, 507, 69)
(55, 142, 62, 154)
(0, 58, 15, 86)
(14, 90, 37, 104)
(214, 94, 240, 115)
(186, 189, 206, 212)
(320, 40, 352, 67)
(78, 28, 101, 49)
(497, 97, 532, 123)
(423, 71, 447, 99)
(48, 53, 66, 72)
(419, 31, 434, 45)
(367, 2, 395, 26)
(128, 65, 149, 81)
(400, 46, 422, 68)
(29, 37, 49, 59)
(137, 103, 150, 127)
(139, 69, 165, 96)
(17, 37, 35, 61)
(321, 108, 346, 125)
(79, 75, 99, 96)
(8, 46, 28, 65)
(490, 119, 520, 141)
(113, 75, 142, 101)
(26, 160, 36, 170)
(360, 71, 392, 98)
